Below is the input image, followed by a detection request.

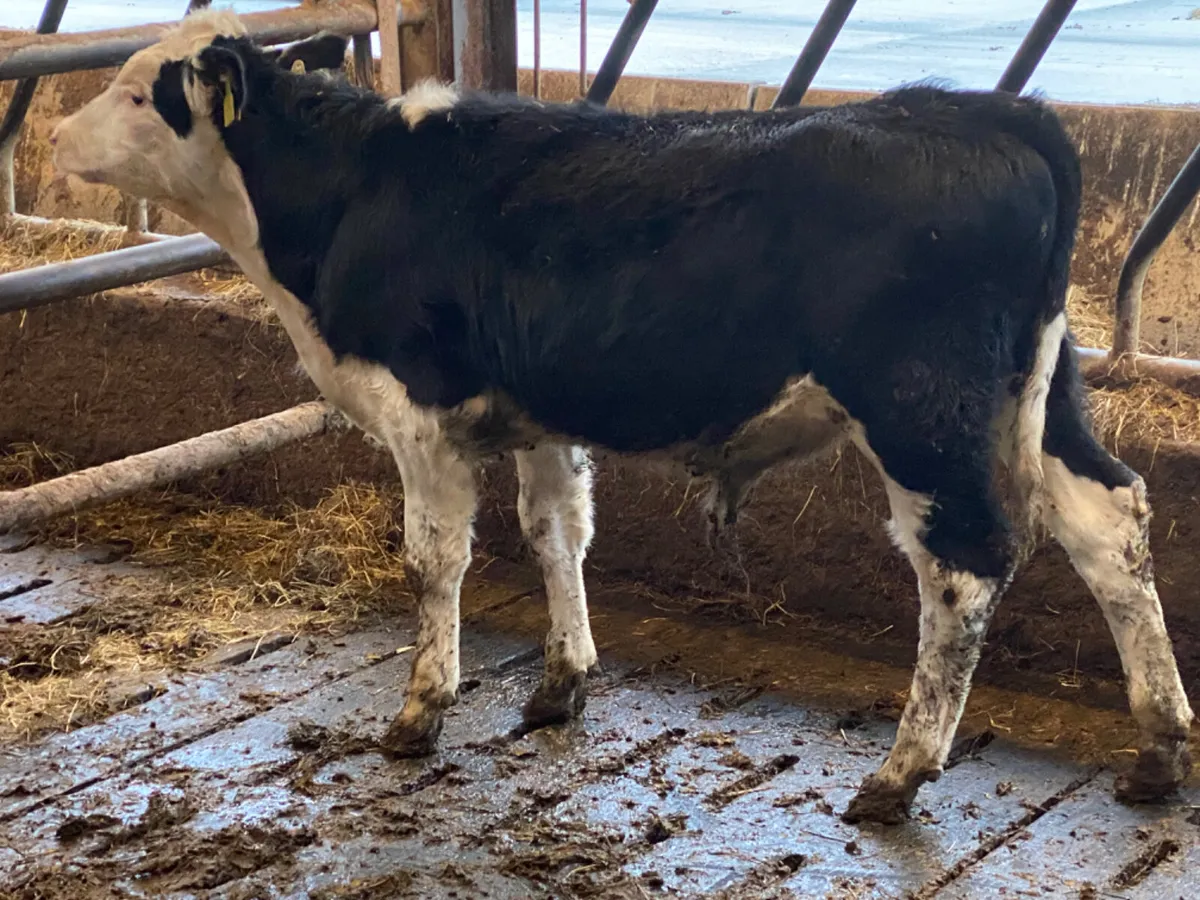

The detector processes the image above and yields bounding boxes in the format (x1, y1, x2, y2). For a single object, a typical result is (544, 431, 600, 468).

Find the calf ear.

(183, 0, 212, 16)
(194, 43, 249, 128)
(274, 33, 350, 73)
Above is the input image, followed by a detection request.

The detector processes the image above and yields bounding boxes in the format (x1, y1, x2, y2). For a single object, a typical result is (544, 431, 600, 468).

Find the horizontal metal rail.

(1077, 345, 1200, 395)
(773, 0, 856, 108)
(0, 233, 228, 314)
(996, 0, 1077, 94)
(0, 0, 380, 81)
(7, 212, 176, 245)
(1111, 142, 1200, 358)
(585, 0, 659, 107)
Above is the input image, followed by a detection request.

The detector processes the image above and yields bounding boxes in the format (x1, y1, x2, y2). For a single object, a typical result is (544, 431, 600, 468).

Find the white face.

(50, 10, 242, 204)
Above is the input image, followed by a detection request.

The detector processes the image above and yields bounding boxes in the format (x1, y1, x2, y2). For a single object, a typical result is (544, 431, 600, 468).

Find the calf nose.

(48, 124, 59, 146)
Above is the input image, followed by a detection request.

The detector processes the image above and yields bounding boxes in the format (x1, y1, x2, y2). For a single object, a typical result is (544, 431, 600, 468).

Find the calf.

(50, 9, 1193, 824)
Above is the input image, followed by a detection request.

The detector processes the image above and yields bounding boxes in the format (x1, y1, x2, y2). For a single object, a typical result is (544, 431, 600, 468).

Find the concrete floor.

(1, 540, 1197, 899)
(5, 1, 1200, 106)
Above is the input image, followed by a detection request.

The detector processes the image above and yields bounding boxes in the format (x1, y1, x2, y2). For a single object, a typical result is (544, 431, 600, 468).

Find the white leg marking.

(883, 482, 1000, 779)
(384, 409, 478, 753)
(845, 470, 1004, 823)
(515, 444, 598, 724)
(1043, 457, 1193, 746)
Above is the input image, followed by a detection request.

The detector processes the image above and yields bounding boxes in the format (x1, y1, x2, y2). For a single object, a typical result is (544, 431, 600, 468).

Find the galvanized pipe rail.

(585, 0, 659, 107)
(0, 233, 227, 315)
(1111, 143, 1200, 359)
(0, 0, 381, 81)
(772, 0, 856, 108)
(996, 0, 1077, 94)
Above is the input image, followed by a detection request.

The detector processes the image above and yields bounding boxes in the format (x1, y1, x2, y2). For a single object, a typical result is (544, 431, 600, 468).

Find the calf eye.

(131, 95, 145, 106)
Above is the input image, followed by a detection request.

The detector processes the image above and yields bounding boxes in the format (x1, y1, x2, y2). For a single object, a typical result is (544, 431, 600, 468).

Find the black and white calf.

(51, 9, 1193, 824)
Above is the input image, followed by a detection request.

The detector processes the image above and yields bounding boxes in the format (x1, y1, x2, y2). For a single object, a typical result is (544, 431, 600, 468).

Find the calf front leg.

(382, 426, 478, 757)
(515, 444, 598, 728)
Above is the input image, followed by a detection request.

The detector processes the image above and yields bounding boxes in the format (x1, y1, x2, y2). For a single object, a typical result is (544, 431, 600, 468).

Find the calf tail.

(990, 91, 1083, 322)
(1011, 315, 1067, 559)
(998, 94, 1081, 555)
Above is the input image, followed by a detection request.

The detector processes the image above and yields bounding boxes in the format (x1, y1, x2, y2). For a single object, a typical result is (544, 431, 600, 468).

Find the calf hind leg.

(843, 461, 1013, 824)
(382, 426, 478, 757)
(515, 444, 599, 727)
(1042, 355, 1193, 800)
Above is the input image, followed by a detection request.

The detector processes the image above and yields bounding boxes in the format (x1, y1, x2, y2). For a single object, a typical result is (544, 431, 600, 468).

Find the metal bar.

(453, 0, 517, 91)
(995, 0, 1077, 94)
(772, 0, 856, 108)
(579, 0, 587, 97)
(351, 34, 374, 88)
(0, 402, 345, 535)
(0, 233, 228, 315)
(0, 0, 69, 214)
(1077, 345, 1200, 396)
(8, 212, 175, 245)
(0, 0, 381, 81)
(532, 0, 541, 98)
(1111, 142, 1200, 357)
(585, 0, 658, 107)
(124, 197, 149, 234)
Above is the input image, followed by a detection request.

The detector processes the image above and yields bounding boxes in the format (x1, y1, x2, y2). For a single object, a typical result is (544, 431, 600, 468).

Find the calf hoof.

(522, 669, 588, 729)
(381, 700, 450, 758)
(842, 771, 934, 826)
(1115, 741, 1192, 804)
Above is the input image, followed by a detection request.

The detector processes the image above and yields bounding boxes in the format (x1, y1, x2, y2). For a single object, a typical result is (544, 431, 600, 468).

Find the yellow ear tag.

(290, 59, 306, 75)
(220, 73, 236, 127)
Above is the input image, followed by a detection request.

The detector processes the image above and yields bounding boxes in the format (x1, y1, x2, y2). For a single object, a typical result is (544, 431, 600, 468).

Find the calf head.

(51, 9, 347, 243)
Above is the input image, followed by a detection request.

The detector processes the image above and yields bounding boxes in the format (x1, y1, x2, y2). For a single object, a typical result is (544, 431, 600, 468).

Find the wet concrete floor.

(0, 541, 1197, 899)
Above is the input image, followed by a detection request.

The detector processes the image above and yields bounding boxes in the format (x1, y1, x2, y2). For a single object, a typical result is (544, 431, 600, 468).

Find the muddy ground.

(0, 541, 1197, 899)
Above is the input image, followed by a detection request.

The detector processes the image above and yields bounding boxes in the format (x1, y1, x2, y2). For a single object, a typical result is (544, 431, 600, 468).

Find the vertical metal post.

(532, 0, 541, 98)
(579, 0, 587, 96)
(585, 0, 658, 107)
(995, 0, 1077, 94)
(351, 33, 374, 88)
(453, 0, 517, 91)
(1111, 143, 1200, 358)
(772, 0, 856, 108)
(0, 0, 69, 215)
(123, 197, 149, 234)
